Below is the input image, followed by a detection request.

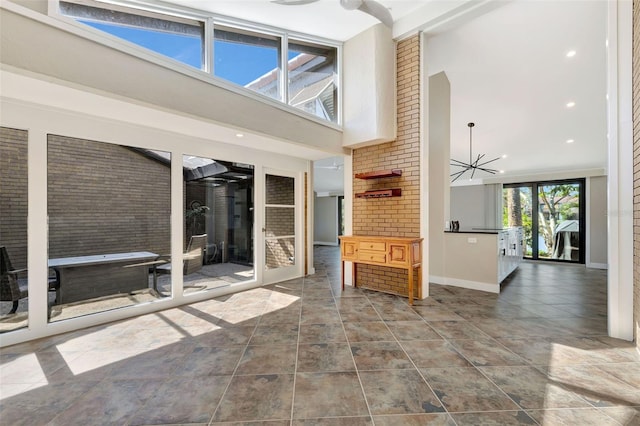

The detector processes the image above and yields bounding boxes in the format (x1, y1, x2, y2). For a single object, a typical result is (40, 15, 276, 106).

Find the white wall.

(450, 184, 501, 230)
(343, 24, 396, 147)
(588, 175, 608, 267)
(427, 72, 450, 279)
(314, 195, 338, 245)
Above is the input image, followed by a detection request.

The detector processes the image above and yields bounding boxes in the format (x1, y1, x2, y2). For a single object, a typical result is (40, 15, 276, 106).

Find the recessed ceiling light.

(236, 133, 244, 138)
(499, 170, 505, 174)
(566, 50, 577, 58)
(566, 139, 575, 144)
(566, 101, 576, 108)
(502, 154, 508, 158)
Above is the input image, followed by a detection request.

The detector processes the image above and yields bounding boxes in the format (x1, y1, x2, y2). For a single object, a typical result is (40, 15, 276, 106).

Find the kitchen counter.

(444, 228, 504, 234)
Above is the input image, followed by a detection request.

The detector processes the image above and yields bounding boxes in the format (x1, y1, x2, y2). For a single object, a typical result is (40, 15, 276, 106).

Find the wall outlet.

(467, 237, 477, 243)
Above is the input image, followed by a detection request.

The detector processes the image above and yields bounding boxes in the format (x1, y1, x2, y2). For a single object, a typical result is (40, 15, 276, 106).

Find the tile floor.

(0, 246, 638, 425)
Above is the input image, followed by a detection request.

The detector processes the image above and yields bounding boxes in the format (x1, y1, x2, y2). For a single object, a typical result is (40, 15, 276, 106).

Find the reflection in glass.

(288, 40, 337, 122)
(265, 174, 295, 271)
(60, 1, 205, 69)
(178, 155, 255, 296)
(503, 185, 533, 257)
(215, 25, 281, 100)
(504, 181, 582, 262)
(47, 136, 171, 322)
(0, 127, 29, 332)
(538, 183, 581, 260)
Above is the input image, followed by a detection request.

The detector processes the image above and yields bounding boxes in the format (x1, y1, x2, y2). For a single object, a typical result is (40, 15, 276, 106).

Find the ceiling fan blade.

(357, 0, 393, 27)
(271, 0, 319, 5)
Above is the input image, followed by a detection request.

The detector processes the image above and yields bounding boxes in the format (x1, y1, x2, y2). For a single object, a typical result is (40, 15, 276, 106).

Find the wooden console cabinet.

(339, 236, 423, 305)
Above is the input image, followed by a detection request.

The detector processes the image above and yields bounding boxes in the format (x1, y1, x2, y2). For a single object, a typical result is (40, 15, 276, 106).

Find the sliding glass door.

(503, 179, 585, 263)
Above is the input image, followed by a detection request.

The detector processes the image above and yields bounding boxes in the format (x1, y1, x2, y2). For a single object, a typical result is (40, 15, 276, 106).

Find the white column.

(606, 0, 633, 341)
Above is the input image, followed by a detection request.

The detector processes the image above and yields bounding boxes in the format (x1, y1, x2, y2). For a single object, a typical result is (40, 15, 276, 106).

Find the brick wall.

(633, 0, 639, 348)
(351, 35, 421, 297)
(47, 135, 171, 259)
(0, 127, 28, 270)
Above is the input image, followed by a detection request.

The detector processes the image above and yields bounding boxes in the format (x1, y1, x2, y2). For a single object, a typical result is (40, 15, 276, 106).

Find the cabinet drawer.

(358, 251, 387, 263)
(358, 241, 386, 252)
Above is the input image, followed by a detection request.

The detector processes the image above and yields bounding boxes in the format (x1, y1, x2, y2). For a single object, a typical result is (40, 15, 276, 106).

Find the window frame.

(50, 0, 342, 126)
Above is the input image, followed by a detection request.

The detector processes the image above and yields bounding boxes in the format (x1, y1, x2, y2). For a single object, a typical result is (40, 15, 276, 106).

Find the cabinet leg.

(353, 262, 357, 289)
(408, 267, 413, 306)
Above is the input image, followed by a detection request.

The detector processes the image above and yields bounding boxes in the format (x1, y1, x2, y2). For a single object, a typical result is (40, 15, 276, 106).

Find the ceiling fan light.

(340, 0, 363, 10)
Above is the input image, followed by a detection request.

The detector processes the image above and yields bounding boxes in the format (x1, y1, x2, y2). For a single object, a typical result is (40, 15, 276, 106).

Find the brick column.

(351, 35, 421, 297)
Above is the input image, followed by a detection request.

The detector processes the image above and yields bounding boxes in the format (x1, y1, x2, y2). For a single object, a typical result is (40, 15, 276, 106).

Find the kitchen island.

(436, 227, 523, 293)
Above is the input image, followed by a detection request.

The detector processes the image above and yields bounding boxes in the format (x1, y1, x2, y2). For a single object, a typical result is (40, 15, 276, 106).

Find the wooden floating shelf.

(355, 169, 402, 180)
(355, 188, 402, 199)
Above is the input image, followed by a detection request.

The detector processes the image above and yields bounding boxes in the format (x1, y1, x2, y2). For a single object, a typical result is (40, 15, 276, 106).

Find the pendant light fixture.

(450, 122, 501, 182)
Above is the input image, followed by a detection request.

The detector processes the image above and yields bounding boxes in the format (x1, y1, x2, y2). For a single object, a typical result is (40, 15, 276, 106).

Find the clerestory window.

(214, 25, 282, 102)
(59, 1, 205, 70)
(56, 0, 341, 124)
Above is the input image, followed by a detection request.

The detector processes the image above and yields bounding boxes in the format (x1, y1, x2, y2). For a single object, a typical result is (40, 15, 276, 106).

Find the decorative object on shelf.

(450, 122, 501, 182)
(354, 168, 402, 199)
(449, 220, 460, 231)
(355, 188, 402, 198)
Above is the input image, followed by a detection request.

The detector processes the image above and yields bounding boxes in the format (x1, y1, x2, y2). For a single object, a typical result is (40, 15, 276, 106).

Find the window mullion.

(206, 18, 214, 74)
(281, 33, 289, 104)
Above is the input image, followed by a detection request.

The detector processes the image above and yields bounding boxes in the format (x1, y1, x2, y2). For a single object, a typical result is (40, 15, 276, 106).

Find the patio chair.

(156, 234, 207, 277)
(0, 246, 59, 314)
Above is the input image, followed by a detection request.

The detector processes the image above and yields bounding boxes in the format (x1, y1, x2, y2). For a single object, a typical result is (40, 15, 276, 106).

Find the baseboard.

(429, 275, 446, 285)
(587, 262, 608, 270)
(314, 241, 339, 246)
(429, 275, 500, 294)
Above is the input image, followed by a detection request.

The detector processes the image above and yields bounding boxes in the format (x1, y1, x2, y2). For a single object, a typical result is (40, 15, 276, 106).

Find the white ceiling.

(159, 0, 608, 190)
(427, 0, 607, 184)
(163, 0, 429, 41)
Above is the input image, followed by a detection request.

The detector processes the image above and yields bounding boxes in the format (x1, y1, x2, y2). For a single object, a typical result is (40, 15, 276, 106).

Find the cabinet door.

(342, 241, 358, 260)
(388, 244, 408, 266)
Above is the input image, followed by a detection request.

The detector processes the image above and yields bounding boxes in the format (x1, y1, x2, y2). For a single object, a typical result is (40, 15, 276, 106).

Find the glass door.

(503, 179, 584, 263)
(263, 171, 300, 283)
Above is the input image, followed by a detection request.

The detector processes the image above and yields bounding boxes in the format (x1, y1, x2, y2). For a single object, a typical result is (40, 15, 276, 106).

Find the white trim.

(262, 168, 305, 285)
(585, 177, 592, 268)
(429, 275, 500, 294)
(342, 153, 353, 286)
(606, 0, 633, 341)
(419, 31, 429, 299)
(478, 168, 607, 187)
(307, 162, 315, 276)
(27, 129, 49, 331)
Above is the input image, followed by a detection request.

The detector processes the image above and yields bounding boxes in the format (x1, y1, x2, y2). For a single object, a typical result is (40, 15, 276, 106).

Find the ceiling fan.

(314, 160, 344, 171)
(272, 0, 393, 27)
